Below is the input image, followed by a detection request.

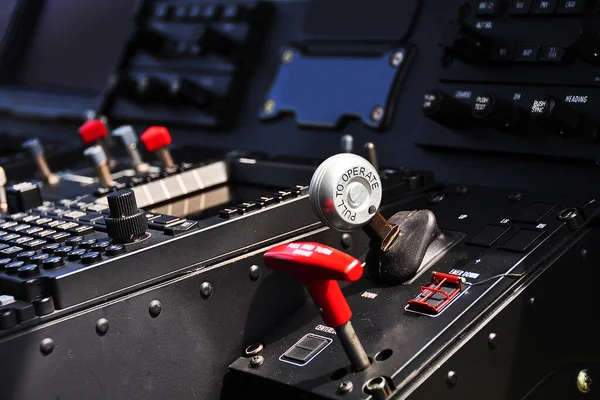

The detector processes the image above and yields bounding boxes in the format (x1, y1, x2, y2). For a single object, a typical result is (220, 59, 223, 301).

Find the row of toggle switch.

(476, 0, 589, 17)
(117, 74, 229, 110)
(422, 90, 591, 136)
(12, 117, 179, 198)
(444, 21, 600, 66)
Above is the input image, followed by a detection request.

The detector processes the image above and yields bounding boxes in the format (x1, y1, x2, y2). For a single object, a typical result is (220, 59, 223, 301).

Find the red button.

(78, 120, 108, 144)
(264, 242, 363, 327)
(140, 126, 172, 152)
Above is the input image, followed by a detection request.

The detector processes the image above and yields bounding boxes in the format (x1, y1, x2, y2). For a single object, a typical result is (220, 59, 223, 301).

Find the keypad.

(81, 252, 102, 264)
(0, 197, 202, 315)
(30, 253, 50, 264)
(16, 251, 36, 262)
(18, 264, 39, 278)
(66, 236, 85, 247)
(5, 261, 24, 274)
(0, 258, 12, 269)
(42, 256, 64, 270)
(41, 243, 61, 254)
(54, 246, 74, 257)
(67, 249, 87, 261)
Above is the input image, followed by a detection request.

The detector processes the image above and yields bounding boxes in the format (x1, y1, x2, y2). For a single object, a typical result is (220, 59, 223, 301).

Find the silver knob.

(111, 125, 149, 173)
(22, 138, 60, 185)
(84, 145, 114, 187)
(0, 166, 7, 212)
(309, 153, 382, 231)
(340, 135, 354, 153)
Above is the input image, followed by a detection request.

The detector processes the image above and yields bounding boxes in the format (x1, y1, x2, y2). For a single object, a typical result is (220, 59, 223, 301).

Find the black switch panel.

(476, 0, 505, 16)
(513, 202, 556, 223)
(418, 0, 600, 164)
(465, 225, 511, 247)
(531, 0, 559, 13)
(557, 0, 587, 14)
(301, 0, 421, 42)
(508, 0, 534, 14)
(498, 229, 545, 252)
(107, 1, 274, 129)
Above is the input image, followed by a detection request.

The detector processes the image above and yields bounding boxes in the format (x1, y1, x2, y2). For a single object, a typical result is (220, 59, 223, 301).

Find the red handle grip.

(141, 126, 172, 152)
(263, 242, 363, 327)
(78, 120, 108, 144)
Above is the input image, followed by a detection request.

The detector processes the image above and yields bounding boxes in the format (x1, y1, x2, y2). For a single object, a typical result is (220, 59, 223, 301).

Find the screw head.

(263, 99, 276, 115)
(446, 371, 458, 387)
(488, 333, 499, 349)
(581, 249, 588, 262)
(428, 192, 446, 204)
(370, 106, 385, 122)
(96, 318, 109, 336)
(508, 192, 523, 202)
(338, 381, 353, 394)
(390, 51, 404, 67)
(455, 185, 469, 195)
(40, 338, 55, 356)
(558, 208, 583, 230)
(528, 297, 536, 308)
(149, 300, 162, 318)
(558, 208, 578, 221)
(249, 265, 262, 281)
(577, 369, 592, 393)
(281, 49, 294, 64)
(84, 109, 99, 120)
(200, 282, 213, 299)
(250, 355, 264, 368)
(341, 233, 353, 249)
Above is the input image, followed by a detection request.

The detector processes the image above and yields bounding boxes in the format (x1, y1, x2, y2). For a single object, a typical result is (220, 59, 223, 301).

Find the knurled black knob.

(105, 189, 148, 243)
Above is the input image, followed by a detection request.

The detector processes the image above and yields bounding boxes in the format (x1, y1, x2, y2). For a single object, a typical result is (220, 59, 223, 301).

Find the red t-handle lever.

(264, 242, 370, 371)
(264, 242, 363, 327)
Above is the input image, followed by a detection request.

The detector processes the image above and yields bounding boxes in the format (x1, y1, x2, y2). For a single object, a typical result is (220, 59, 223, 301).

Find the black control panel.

(0, 1, 600, 400)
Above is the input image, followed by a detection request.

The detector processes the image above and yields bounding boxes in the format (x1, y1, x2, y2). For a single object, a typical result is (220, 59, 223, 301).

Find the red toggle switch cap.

(78, 120, 108, 144)
(264, 242, 363, 327)
(140, 126, 172, 152)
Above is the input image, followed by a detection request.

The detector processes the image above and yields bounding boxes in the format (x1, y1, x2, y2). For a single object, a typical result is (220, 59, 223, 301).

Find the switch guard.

(407, 272, 465, 315)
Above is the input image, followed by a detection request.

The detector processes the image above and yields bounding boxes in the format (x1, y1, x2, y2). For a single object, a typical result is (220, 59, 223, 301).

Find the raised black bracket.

(259, 46, 412, 131)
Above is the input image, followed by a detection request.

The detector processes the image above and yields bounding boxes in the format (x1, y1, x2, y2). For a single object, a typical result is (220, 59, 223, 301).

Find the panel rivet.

(341, 233, 353, 249)
(96, 318, 109, 336)
(200, 282, 213, 299)
(577, 369, 592, 393)
(249, 265, 262, 281)
(488, 333, 499, 349)
(149, 300, 162, 318)
(40, 338, 54, 356)
(581, 249, 588, 262)
(446, 371, 458, 387)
